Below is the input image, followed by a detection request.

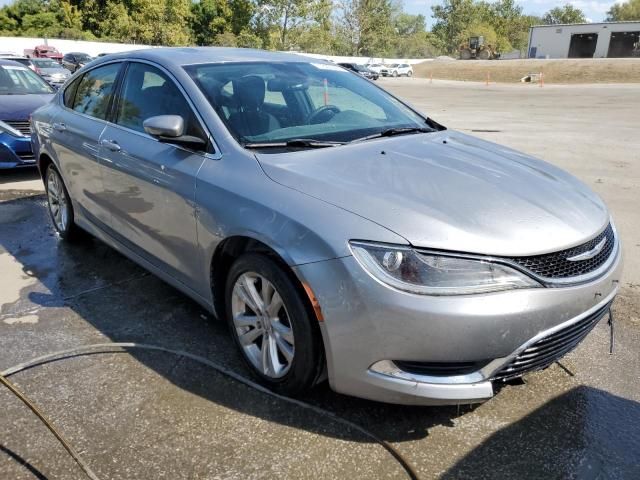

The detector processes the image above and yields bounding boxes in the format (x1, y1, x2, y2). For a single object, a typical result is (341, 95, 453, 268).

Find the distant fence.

(0, 36, 428, 65)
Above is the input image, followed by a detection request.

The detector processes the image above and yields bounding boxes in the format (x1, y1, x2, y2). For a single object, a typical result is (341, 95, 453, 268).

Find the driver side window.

(115, 62, 204, 139)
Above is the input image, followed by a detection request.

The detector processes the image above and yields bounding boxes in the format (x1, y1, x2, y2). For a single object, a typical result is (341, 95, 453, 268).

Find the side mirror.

(143, 115, 207, 150)
(143, 115, 184, 137)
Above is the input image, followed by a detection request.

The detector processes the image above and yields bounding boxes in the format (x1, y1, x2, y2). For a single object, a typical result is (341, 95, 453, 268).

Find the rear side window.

(71, 62, 120, 120)
(63, 75, 82, 108)
(115, 62, 204, 138)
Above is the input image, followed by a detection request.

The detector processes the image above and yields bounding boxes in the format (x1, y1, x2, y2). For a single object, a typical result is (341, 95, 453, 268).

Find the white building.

(527, 21, 640, 59)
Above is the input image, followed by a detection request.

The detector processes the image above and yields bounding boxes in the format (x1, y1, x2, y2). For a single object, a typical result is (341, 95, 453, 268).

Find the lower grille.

(491, 302, 612, 382)
(17, 152, 35, 162)
(394, 360, 489, 377)
(3, 120, 31, 136)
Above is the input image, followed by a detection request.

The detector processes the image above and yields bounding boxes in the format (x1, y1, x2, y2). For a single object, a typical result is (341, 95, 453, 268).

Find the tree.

(607, 0, 640, 21)
(542, 4, 586, 25)
(335, 0, 396, 56)
(431, 0, 486, 54)
(129, 0, 192, 45)
(190, 0, 232, 45)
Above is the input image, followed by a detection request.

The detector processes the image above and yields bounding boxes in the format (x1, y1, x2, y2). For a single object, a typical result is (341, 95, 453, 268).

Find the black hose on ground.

(1, 342, 420, 480)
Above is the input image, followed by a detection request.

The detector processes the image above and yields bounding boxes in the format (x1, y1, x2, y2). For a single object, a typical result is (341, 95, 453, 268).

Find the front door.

(99, 61, 208, 291)
(49, 62, 122, 227)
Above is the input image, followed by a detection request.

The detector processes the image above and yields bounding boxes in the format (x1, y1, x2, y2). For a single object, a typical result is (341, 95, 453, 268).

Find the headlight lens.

(0, 120, 24, 137)
(350, 241, 540, 295)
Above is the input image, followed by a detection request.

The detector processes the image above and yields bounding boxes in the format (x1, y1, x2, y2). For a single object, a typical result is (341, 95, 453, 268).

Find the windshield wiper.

(350, 127, 433, 144)
(243, 138, 345, 149)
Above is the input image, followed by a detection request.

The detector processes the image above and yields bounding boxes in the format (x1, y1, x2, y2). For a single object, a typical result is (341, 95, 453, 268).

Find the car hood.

(256, 131, 609, 256)
(0, 94, 54, 121)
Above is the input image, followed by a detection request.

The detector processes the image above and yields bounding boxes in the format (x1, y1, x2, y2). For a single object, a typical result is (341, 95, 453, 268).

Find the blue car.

(0, 59, 55, 169)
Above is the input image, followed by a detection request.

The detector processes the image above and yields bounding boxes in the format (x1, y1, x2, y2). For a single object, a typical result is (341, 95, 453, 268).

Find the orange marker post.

(539, 70, 544, 87)
(486, 71, 490, 86)
(430, 72, 433, 84)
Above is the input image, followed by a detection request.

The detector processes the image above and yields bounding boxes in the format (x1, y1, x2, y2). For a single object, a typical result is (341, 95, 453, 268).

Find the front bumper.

(295, 246, 622, 405)
(0, 132, 35, 169)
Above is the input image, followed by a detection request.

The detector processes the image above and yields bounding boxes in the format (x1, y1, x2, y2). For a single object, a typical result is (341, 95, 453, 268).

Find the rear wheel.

(407, 70, 413, 77)
(478, 49, 491, 60)
(45, 164, 81, 240)
(225, 253, 323, 396)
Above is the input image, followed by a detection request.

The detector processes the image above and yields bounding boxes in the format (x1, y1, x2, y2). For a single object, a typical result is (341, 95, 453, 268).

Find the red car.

(24, 45, 63, 62)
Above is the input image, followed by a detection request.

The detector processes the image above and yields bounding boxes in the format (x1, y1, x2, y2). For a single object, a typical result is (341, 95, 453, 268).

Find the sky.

(0, 0, 622, 26)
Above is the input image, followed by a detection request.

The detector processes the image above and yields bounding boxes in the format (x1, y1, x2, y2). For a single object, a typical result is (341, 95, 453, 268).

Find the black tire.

(44, 164, 83, 241)
(225, 253, 324, 396)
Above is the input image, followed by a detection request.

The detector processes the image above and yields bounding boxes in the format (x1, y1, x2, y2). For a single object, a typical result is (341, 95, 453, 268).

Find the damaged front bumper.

(294, 247, 622, 405)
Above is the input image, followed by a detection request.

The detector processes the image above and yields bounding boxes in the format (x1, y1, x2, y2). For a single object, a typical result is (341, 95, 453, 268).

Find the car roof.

(68, 52, 90, 55)
(90, 47, 324, 68)
(0, 59, 29, 67)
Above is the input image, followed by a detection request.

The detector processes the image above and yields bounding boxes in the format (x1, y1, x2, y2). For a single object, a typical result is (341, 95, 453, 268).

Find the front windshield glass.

(33, 58, 59, 68)
(75, 54, 92, 62)
(0, 64, 54, 94)
(185, 61, 427, 145)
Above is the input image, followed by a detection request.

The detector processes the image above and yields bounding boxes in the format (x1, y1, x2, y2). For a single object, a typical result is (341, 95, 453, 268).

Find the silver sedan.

(31, 48, 622, 405)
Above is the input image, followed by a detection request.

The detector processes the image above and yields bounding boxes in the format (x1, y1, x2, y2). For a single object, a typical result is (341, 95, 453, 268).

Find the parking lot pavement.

(2, 81, 640, 479)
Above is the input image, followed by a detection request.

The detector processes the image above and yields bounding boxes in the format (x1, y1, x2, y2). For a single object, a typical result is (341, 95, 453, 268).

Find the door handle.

(52, 122, 66, 132)
(100, 139, 121, 152)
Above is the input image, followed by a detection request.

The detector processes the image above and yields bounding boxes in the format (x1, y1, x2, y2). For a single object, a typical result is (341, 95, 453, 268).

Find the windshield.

(0, 64, 54, 94)
(33, 58, 59, 68)
(75, 54, 92, 62)
(185, 61, 427, 146)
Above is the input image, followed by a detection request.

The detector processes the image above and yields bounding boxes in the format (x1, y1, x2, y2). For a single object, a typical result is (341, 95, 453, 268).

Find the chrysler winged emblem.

(567, 238, 607, 262)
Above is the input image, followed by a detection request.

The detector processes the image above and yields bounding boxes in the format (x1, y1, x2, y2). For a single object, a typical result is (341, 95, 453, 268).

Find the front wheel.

(407, 70, 413, 77)
(45, 164, 82, 240)
(392, 71, 398, 77)
(225, 253, 324, 396)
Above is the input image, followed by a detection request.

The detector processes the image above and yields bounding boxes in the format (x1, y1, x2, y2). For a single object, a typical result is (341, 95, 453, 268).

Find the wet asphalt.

(2, 80, 640, 479)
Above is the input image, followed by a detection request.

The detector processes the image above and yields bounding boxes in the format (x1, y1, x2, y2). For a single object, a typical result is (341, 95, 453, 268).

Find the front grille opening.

(491, 301, 612, 382)
(4, 120, 32, 136)
(394, 360, 489, 377)
(508, 223, 615, 280)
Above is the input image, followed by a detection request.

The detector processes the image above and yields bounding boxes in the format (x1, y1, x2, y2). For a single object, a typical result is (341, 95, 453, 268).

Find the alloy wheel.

(231, 272, 295, 378)
(47, 169, 69, 233)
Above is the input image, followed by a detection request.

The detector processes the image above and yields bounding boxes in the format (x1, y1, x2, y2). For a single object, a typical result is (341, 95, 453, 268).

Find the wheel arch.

(37, 152, 54, 180)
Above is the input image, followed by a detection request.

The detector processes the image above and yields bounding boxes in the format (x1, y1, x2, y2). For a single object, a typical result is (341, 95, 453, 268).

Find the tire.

(392, 71, 398, 77)
(225, 253, 323, 396)
(407, 70, 413, 77)
(44, 164, 82, 240)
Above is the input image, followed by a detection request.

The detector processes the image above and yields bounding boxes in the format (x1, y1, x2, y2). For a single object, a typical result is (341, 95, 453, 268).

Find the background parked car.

(24, 45, 63, 62)
(380, 63, 413, 77)
(0, 59, 55, 168)
(0, 55, 36, 71)
(31, 58, 71, 88)
(338, 62, 379, 80)
(62, 52, 93, 73)
(366, 63, 385, 74)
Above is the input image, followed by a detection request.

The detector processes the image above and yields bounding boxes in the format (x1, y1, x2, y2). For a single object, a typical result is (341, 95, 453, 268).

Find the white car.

(381, 63, 413, 77)
(365, 63, 385, 74)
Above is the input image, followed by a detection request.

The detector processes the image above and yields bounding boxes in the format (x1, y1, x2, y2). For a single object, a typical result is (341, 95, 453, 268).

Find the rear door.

(49, 61, 123, 227)
(99, 61, 209, 290)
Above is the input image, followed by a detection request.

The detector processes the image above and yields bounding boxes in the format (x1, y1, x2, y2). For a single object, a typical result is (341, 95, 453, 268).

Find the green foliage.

(542, 4, 587, 25)
(0, 0, 547, 58)
(607, 0, 640, 21)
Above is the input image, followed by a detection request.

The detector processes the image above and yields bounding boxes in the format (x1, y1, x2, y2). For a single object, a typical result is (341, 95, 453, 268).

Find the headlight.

(0, 120, 24, 137)
(349, 241, 541, 295)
